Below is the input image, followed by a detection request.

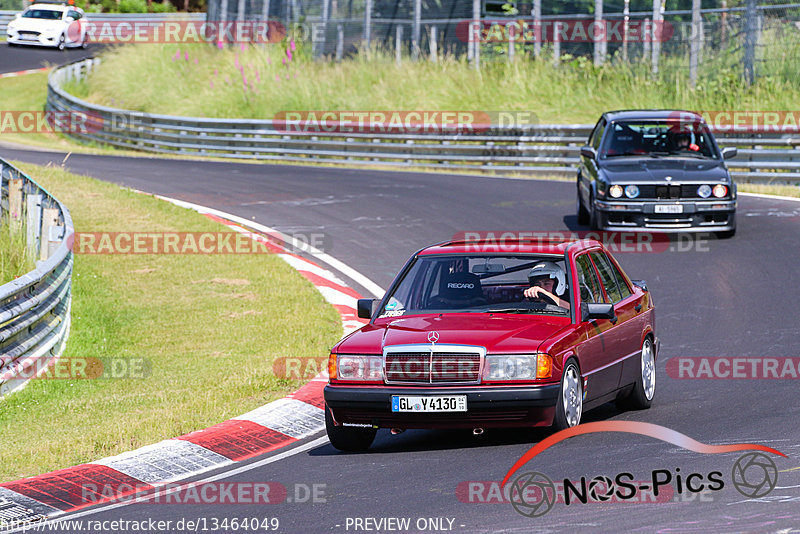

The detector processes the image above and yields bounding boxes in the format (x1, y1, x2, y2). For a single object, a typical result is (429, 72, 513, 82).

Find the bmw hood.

(600, 158, 730, 183)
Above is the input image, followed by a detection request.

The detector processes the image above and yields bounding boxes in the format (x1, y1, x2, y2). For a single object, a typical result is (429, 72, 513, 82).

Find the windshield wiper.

(485, 306, 564, 314)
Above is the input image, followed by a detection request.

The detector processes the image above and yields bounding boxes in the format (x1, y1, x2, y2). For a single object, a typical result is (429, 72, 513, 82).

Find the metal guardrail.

(0, 158, 73, 397)
(46, 57, 800, 185)
(0, 10, 204, 36)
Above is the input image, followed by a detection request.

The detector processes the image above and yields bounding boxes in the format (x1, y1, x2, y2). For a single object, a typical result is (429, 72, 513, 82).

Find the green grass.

(0, 162, 342, 482)
(0, 214, 34, 284)
(69, 34, 800, 124)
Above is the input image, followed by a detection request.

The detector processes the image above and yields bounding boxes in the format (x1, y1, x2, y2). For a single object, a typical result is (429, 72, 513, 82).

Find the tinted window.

(575, 254, 606, 303)
(608, 258, 632, 300)
(591, 120, 606, 151)
(591, 252, 622, 303)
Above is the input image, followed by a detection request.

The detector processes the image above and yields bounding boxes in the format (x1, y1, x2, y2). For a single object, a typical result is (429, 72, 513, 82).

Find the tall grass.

(73, 28, 800, 124)
(0, 216, 34, 285)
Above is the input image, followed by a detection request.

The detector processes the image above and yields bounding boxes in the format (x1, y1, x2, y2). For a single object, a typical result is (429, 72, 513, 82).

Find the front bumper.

(595, 199, 736, 232)
(7, 32, 63, 47)
(324, 384, 561, 429)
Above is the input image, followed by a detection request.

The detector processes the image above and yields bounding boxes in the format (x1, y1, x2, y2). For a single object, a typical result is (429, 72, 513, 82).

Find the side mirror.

(581, 145, 597, 160)
(631, 279, 648, 292)
(357, 298, 378, 320)
(581, 302, 616, 322)
(722, 147, 737, 160)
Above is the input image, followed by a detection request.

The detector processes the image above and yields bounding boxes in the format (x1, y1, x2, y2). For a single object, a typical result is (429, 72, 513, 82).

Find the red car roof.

(418, 236, 603, 256)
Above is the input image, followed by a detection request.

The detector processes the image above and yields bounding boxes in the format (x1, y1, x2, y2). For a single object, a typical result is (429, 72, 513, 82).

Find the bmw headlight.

(712, 184, 728, 198)
(624, 185, 640, 199)
(609, 185, 624, 199)
(697, 185, 712, 198)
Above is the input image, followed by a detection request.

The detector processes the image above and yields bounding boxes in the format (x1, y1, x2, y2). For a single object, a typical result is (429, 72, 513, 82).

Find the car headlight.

(484, 353, 552, 381)
(624, 185, 640, 199)
(697, 185, 712, 198)
(609, 185, 624, 199)
(329, 354, 383, 382)
(712, 184, 728, 198)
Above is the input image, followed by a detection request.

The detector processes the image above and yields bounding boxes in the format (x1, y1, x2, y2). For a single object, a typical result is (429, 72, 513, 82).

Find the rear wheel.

(325, 405, 376, 452)
(552, 360, 582, 431)
(617, 336, 656, 410)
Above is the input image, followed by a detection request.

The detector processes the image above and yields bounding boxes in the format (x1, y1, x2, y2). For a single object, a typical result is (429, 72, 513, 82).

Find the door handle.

(635, 304, 643, 312)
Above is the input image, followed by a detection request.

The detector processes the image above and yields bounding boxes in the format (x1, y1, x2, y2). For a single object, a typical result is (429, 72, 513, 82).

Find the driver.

(523, 262, 570, 309)
(669, 125, 700, 152)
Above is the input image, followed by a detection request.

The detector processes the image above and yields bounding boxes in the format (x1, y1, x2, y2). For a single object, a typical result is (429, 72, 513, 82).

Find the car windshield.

(377, 254, 571, 318)
(22, 8, 64, 19)
(600, 120, 718, 160)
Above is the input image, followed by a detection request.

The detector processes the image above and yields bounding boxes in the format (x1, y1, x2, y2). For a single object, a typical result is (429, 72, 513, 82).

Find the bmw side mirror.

(722, 147, 737, 160)
(580, 145, 597, 160)
(357, 298, 378, 320)
(581, 302, 616, 322)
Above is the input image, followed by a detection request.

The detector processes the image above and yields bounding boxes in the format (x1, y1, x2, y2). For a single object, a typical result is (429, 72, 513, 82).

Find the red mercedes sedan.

(324, 237, 658, 451)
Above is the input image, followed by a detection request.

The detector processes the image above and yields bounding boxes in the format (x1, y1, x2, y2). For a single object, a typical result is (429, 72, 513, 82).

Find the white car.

(6, 1, 87, 50)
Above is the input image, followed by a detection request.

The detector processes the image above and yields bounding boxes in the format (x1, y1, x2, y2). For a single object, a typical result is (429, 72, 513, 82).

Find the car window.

(590, 252, 622, 303)
(607, 257, 632, 300)
(591, 120, 606, 151)
(575, 254, 606, 303)
(22, 9, 63, 19)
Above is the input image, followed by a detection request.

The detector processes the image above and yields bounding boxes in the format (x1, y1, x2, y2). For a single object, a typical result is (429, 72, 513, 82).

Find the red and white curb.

(0, 196, 381, 529)
(0, 67, 50, 79)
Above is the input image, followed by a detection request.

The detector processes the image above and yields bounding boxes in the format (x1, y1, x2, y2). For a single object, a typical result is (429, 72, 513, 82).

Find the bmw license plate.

(655, 204, 683, 214)
(391, 395, 467, 412)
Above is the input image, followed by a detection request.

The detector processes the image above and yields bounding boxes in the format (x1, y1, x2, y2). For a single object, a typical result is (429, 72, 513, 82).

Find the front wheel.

(552, 360, 582, 431)
(618, 337, 656, 410)
(325, 405, 376, 452)
(577, 186, 590, 226)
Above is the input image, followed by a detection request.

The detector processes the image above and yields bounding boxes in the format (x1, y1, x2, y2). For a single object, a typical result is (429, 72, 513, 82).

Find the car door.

(590, 251, 645, 391)
(573, 251, 618, 401)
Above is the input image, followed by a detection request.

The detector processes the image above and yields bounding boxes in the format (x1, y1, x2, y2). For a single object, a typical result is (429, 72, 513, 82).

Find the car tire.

(577, 186, 590, 226)
(80, 36, 87, 49)
(552, 359, 582, 431)
(57, 34, 66, 51)
(588, 191, 599, 230)
(617, 336, 656, 410)
(325, 405, 376, 452)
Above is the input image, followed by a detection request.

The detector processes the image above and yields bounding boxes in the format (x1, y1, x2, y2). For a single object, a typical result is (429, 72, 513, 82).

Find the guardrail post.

(40, 208, 60, 261)
(364, 0, 372, 50)
(9, 178, 23, 229)
(651, 0, 661, 75)
(26, 194, 42, 257)
(472, 0, 480, 70)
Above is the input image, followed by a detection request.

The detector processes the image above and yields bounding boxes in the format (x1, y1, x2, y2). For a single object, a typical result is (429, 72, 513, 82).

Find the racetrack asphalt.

(2, 145, 799, 533)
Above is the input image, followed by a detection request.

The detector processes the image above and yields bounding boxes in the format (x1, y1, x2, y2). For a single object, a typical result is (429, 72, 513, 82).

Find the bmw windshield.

(600, 120, 720, 159)
(377, 255, 571, 318)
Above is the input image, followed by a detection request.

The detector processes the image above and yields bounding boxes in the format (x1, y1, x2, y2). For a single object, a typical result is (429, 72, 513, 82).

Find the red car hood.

(335, 314, 571, 354)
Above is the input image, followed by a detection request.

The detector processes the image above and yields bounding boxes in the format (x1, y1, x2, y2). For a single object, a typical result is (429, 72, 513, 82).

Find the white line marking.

(5, 437, 330, 532)
(739, 192, 800, 203)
